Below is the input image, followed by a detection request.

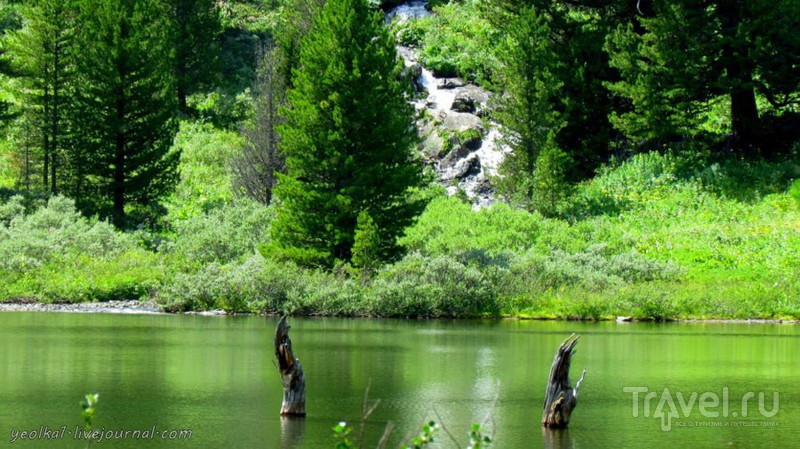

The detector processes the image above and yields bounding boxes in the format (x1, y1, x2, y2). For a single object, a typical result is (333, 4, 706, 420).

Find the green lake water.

(0, 313, 798, 448)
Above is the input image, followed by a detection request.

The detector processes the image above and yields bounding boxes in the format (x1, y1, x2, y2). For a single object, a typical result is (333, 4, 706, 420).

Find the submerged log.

(274, 316, 306, 417)
(541, 334, 586, 429)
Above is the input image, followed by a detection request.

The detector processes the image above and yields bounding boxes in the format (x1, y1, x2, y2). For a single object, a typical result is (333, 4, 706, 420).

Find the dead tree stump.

(542, 334, 586, 429)
(275, 316, 306, 417)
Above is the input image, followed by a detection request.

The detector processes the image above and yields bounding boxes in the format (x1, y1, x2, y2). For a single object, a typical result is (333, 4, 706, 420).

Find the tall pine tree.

(606, 0, 800, 152)
(165, 0, 220, 112)
(492, 4, 562, 209)
(269, 0, 424, 267)
(2, 0, 76, 193)
(70, 0, 179, 226)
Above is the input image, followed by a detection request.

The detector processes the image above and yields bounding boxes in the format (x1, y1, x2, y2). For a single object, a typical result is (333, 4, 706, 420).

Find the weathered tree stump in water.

(542, 334, 586, 428)
(274, 316, 306, 417)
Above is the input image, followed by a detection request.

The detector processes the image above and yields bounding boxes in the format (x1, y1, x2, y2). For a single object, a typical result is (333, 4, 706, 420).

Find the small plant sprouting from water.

(332, 419, 494, 448)
(80, 393, 99, 448)
(401, 420, 439, 449)
(467, 423, 492, 449)
(333, 421, 352, 449)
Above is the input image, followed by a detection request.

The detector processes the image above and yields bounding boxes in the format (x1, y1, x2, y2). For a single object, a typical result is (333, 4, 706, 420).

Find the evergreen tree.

(165, 0, 220, 112)
(606, 0, 800, 152)
(274, 0, 325, 88)
(270, 0, 425, 267)
(2, 0, 76, 193)
(352, 209, 381, 274)
(70, 0, 179, 226)
(531, 134, 572, 217)
(0, 1, 22, 130)
(492, 4, 562, 209)
(490, 1, 618, 209)
(232, 42, 286, 205)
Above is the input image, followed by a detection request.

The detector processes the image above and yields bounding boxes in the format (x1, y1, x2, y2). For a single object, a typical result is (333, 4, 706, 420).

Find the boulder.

(445, 153, 481, 180)
(451, 94, 476, 113)
(442, 112, 483, 133)
(402, 63, 425, 93)
(440, 144, 472, 170)
(437, 78, 466, 89)
(451, 85, 491, 114)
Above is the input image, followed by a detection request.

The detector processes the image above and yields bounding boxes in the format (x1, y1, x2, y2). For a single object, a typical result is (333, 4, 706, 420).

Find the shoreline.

(0, 300, 798, 324)
(0, 299, 165, 314)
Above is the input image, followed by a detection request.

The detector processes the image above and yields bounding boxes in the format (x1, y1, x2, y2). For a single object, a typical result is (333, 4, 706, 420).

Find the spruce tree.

(606, 0, 800, 152)
(270, 0, 424, 267)
(70, 0, 179, 226)
(492, 4, 562, 209)
(2, 0, 76, 193)
(164, 0, 220, 112)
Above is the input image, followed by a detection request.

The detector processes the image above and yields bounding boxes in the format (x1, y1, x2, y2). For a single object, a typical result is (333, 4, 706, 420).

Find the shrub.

(163, 198, 274, 269)
(164, 121, 244, 221)
(401, 196, 557, 256)
(417, 0, 500, 86)
(368, 253, 500, 317)
(0, 195, 162, 302)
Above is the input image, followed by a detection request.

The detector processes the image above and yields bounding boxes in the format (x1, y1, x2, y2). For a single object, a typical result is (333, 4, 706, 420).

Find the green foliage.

(231, 42, 286, 206)
(400, 196, 557, 256)
(164, 198, 274, 269)
(391, 16, 426, 47)
(1, 0, 77, 194)
(401, 421, 438, 449)
(467, 423, 492, 449)
(69, 0, 179, 227)
(416, 0, 500, 86)
(159, 255, 267, 312)
(532, 138, 572, 217)
(369, 252, 502, 317)
(791, 179, 800, 204)
(80, 393, 98, 432)
(0, 151, 15, 188)
(0, 195, 163, 302)
(605, 0, 800, 150)
(351, 210, 382, 273)
(270, 0, 425, 267)
(491, 4, 560, 209)
(165, 0, 221, 111)
(332, 421, 351, 449)
(164, 121, 244, 220)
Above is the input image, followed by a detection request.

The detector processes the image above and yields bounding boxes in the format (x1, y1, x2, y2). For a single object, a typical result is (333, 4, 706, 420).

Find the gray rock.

(438, 78, 466, 89)
(451, 94, 476, 113)
(445, 153, 481, 180)
(440, 144, 472, 169)
(402, 63, 425, 93)
(442, 112, 483, 133)
(451, 86, 491, 114)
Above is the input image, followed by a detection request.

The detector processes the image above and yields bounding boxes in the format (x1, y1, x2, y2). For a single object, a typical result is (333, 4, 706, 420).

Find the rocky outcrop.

(391, 1, 508, 209)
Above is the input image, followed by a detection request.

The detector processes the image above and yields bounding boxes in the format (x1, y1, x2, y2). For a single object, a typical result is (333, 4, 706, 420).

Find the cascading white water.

(386, 0, 509, 209)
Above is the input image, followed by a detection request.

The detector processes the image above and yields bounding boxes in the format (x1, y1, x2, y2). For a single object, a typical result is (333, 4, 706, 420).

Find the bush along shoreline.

(2, 151, 799, 322)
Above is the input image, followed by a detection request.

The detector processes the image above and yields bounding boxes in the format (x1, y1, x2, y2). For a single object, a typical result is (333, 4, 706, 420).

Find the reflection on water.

(280, 416, 305, 449)
(0, 314, 798, 448)
(542, 428, 574, 449)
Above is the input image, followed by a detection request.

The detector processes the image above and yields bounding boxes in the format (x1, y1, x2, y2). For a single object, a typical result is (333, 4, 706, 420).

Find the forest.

(0, 0, 798, 320)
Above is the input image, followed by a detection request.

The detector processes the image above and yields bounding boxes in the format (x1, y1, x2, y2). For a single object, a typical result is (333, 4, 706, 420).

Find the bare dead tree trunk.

(275, 316, 306, 416)
(542, 334, 586, 429)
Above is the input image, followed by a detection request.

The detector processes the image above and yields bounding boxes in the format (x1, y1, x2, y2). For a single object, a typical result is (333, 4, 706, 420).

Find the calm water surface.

(1, 313, 798, 448)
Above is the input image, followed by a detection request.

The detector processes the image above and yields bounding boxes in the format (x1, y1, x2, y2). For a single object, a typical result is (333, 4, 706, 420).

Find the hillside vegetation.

(1, 0, 799, 320)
